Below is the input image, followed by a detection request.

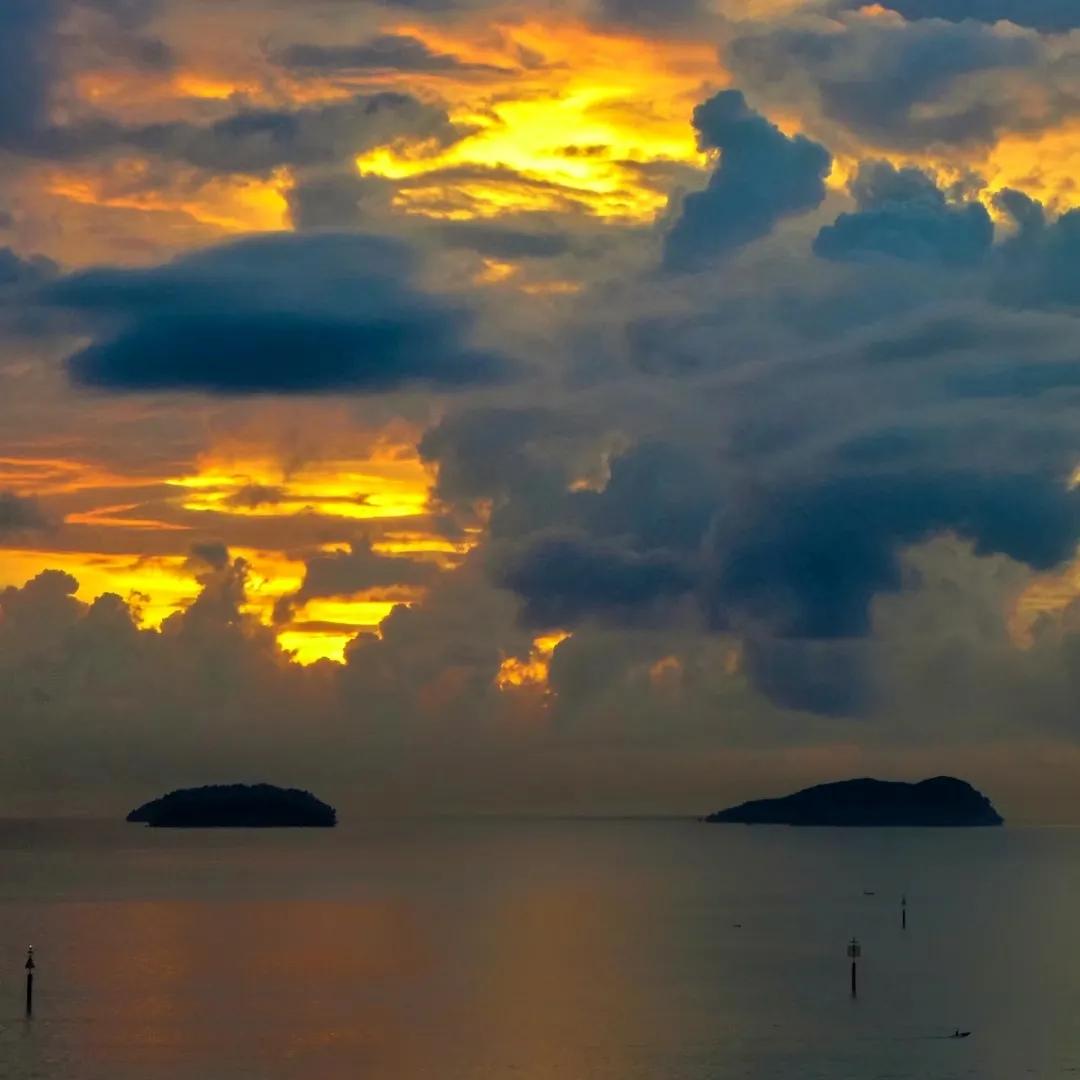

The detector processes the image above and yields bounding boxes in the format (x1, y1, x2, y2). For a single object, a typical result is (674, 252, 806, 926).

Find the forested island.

(704, 777, 1003, 827)
(127, 784, 337, 828)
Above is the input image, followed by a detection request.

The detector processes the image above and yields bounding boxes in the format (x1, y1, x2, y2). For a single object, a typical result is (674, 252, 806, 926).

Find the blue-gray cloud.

(497, 533, 697, 629)
(51, 92, 461, 175)
(870, 0, 1080, 32)
(663, 89, 831, 271)
(727, 13, 1041, 148)
(993, 198, 1080, 310)
(814, 161, 994, 265)
(45, 232, 514, 394)
(707, 471, 1080, 641)
(0, 491, 48, 533)
(0, 0, 58, 147)
(276, 34, 511, 76)
(593, 0, 705, 31)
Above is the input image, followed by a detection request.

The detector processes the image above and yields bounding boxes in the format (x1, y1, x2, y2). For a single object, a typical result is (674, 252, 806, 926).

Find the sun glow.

(354, 21, 716, 221)
(496, 631, 571, 691)
(0, 437, 466, 665)
(171, 447, 437, 522)
(45, 166, 289, 234)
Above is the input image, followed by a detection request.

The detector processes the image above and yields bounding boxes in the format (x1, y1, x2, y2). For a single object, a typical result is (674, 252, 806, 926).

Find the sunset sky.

(6, 0, 1080, 819)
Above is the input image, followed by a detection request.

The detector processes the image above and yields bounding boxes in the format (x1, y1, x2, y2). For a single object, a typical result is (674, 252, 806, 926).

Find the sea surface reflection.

(1, 818, 1079, 1079)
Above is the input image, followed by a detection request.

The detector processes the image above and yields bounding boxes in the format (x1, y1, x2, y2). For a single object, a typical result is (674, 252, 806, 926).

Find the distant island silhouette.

(127, 784, 337, 828)
(704, 777, 1003, 827)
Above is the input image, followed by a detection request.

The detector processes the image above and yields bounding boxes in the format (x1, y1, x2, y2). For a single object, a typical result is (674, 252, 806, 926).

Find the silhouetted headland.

(127, 784, 337, 828)
(704, 777, 1003, 827)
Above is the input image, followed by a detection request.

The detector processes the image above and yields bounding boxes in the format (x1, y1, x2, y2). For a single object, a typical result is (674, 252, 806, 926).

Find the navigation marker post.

(847, 937, 861, 998)
(902, 894, 907, 931)
(25, 946, 34, 1017)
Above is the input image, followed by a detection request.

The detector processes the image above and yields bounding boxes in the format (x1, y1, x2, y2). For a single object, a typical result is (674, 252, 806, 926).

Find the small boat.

(950, 1030, 972, 1039)
(863, 890, 876, 896)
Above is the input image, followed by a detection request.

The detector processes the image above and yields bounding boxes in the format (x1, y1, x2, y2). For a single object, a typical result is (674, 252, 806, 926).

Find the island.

(126, 784, 337, 828)
(703, 776, 1003, 827)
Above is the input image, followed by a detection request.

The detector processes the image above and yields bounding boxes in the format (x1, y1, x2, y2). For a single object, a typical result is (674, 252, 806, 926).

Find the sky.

(6, 0, 1080, 820)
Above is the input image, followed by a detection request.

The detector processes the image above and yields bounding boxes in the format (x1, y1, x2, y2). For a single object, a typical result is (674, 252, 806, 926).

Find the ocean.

(1, 817, 1077, 1079)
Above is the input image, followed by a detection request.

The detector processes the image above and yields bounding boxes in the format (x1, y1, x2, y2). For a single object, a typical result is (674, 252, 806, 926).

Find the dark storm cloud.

(743, 638, 875, 717)
(663, 90, 831, 271)
(276, 34, 511, 76)
(427, 243, 1080, 715)
(727, 14, 1039, 148)
(0, 249, 59, 288)
(0, 492, 48, 533)
(420, 407, 573, 503)
(707, 472, 1080, 641)
(992, 202, 1080, 310)
(0, 248, 61, 336)
(45, 232, 514, 394)
(497, 533, 696, 629)
(568, 442, 716, 552)
(868, 0, 1080, 33)
(814, 162, 994, 265)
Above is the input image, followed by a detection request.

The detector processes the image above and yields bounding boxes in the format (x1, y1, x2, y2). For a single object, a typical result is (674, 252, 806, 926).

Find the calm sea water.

(0, 818, 1078, 1079)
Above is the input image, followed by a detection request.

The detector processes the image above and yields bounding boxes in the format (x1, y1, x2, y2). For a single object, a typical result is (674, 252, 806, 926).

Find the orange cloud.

(496, 630, 571, 690)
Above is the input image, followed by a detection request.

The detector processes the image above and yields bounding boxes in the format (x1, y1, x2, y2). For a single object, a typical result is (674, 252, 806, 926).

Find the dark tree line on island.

(127, 784, 337, 828)
(705, 777, 1003, 827)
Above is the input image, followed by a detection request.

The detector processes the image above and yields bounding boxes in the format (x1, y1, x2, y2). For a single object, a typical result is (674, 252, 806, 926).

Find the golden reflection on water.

(8, 899, 431, 1077)
(6, 822, 1080, 1080)
(0, 834, 654, 1080)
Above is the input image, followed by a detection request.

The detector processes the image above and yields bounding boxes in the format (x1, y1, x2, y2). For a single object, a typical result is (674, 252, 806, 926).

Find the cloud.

(429, 264, 1080, 715)
(116, 93, 461, 176)
(726, 11, 1042, 149)
(0, 248, 59, 288)
(0, 491, 48, 532)
(0, 0, 59, 148)
(274, 539, 437, 623)
(743, 637, 875, 717)
(276, 34, 512, 76)
(436, 220, 574, 259)
(286, 171, 395, 230)
(223, 484, 287, 510)
(420, 407, 574, 504)
(992, 199, 1080, 310)
(77, 0, 161, 29)
(706, 471, 1080, 641)
(592, 0, 706, 32)
(11, 0, 1080, 815)
(44, 232, 515, 393)
(870, 0, 1080, 33)
(20, 88, 463, 178)
(496, 533, 697, 629)
(188, 540, 230, 571)
(814, 161, 994, 265)
(663, 89, 831, 271)
(0, 0, 174, 152)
